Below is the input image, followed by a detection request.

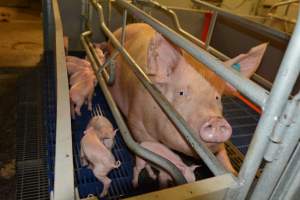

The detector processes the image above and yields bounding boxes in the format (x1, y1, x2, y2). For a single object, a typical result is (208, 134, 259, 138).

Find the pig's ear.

(147, 33, 182, 83)
(223, 43, 268, 94)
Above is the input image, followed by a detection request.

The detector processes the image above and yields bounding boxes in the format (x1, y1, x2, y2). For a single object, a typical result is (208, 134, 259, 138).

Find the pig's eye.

(216, 96, 220, 100)
(179, 91, 184, 96)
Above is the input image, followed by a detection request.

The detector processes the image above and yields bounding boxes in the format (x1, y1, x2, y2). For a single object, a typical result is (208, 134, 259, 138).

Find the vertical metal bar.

(121, 9, 128, 46)
(116, 0, 269, 109)
(205, 11, 217, 50)
(52, 0, 75, 199)
(271, 141, 300, 199)
(226, 9, 300, 200)
(249, 95, 300, 199)
(91, 0, 229, 176)
(81, 32, 187, 185)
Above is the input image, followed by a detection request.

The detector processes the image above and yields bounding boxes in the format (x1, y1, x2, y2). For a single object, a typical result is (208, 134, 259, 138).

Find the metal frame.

(52, 0, 75, 199)
(50, 0, 300, 199)
(136, 0, 273, 91)
(267, 0, 298, 24)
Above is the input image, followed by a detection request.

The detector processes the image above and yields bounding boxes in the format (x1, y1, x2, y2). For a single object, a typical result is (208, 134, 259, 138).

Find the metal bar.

(116, 0, 269, 109)
(137, 0, 272, 90)
(269, 0, 299, 13)
(205, 11, 218, 50)
(92, 0, 229, 176)
(267, 13, 297, 24)
(121, 9, 128, 46)
(249, 93, 300, 199)
(81, 31, 187, 185)
(226, 9, 300, 200)
(52, 0, 75, 199)
(271, 141, 300, 200)
(135, 0, 205, 47)
(192, 0, 291, 40)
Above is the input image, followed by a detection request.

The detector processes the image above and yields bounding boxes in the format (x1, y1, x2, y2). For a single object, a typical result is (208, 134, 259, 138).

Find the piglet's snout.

(199, 117, 232, 143)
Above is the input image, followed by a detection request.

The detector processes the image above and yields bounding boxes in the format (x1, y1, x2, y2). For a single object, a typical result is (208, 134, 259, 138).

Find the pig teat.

(199, 116, 232, 143)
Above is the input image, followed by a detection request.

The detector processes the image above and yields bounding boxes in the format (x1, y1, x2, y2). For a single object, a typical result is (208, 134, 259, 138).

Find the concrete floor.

(0, 1, 43, 199)
(0, 4, 43, 68)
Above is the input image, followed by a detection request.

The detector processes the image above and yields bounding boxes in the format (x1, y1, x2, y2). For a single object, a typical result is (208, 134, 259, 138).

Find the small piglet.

(69, 68, 96, 86)
(69, 78, 95, 118)
(133, 141, 199, 188)
(80, 128, 121, 197)
(86, 116, 117, 149)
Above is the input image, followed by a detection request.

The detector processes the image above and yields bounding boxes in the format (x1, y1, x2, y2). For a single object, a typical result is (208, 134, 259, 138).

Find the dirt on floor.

(0, 74, 18, 200)
(0, 1, 42, 199)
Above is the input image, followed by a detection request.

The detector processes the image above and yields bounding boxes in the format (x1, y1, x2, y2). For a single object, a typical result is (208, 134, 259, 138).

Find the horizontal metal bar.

(81, 31, 187, 185)
(267, 13, 297, 24)
(135, 0, 204, 47)
(192, 0, 291, 40)
(227, 8, 300, 200)
(116, 0, 269, 109)
(52, 0, 75, 199)
(94, 0, 228, 176)
(269, 0, 299, 13)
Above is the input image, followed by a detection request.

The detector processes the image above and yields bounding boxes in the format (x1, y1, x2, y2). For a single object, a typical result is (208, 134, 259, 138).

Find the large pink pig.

(108, 23, 267, 174)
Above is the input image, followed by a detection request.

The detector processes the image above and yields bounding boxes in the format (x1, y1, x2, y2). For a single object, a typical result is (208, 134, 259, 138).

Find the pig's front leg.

(216, 144, 237, 176)
(132, 157, 146, 188)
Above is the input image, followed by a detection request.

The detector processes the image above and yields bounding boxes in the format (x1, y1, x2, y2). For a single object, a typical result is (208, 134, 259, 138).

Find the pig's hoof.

(100, 190, 108, 197)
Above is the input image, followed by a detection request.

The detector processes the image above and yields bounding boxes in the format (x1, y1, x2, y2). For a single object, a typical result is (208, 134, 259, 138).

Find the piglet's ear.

(223, 43, 268, 95)
(147, 32, 182, 83)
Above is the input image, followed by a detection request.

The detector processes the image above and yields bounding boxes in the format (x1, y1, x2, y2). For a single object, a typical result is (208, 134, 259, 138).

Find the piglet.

(66, 56, 91, 68)
(80, 128, 121, 197)
(132, 141, 199, 188)
(86, 115, 117, 149)
(66, 61, 86, 76)
(69, 78, 95, 118)
(69, 68, 96, 86)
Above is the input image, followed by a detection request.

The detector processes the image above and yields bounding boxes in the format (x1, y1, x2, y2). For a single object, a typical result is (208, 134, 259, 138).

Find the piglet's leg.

(145, 164, 157, 180)
(87, 88, 94, 111)
(99, 176, 111, 197)
(80, 147, 88, 167)
(158, 171, 171, 189)
(132, 157, 146, 188)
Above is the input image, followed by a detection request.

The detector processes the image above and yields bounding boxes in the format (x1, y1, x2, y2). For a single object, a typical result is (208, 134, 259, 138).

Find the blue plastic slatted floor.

(222, 96, 260, 155)
(44, 53, 261, 199)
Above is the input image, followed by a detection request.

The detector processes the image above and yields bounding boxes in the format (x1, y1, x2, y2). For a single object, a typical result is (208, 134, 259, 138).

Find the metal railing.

(51, 0, 300, 199)
(52, 0, 75, 199)
(267, 0, 298, 24)
(136, 0, 273, 91)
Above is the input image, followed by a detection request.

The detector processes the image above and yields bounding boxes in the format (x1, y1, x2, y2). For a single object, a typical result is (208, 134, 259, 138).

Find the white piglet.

(80, 128, 121, 197)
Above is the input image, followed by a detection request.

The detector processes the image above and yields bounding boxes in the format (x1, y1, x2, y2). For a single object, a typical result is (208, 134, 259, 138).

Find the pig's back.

(109, 23, 157, 116)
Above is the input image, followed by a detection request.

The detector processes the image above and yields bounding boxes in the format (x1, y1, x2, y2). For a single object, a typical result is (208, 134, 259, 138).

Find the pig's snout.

(199, 117, 232, 143)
